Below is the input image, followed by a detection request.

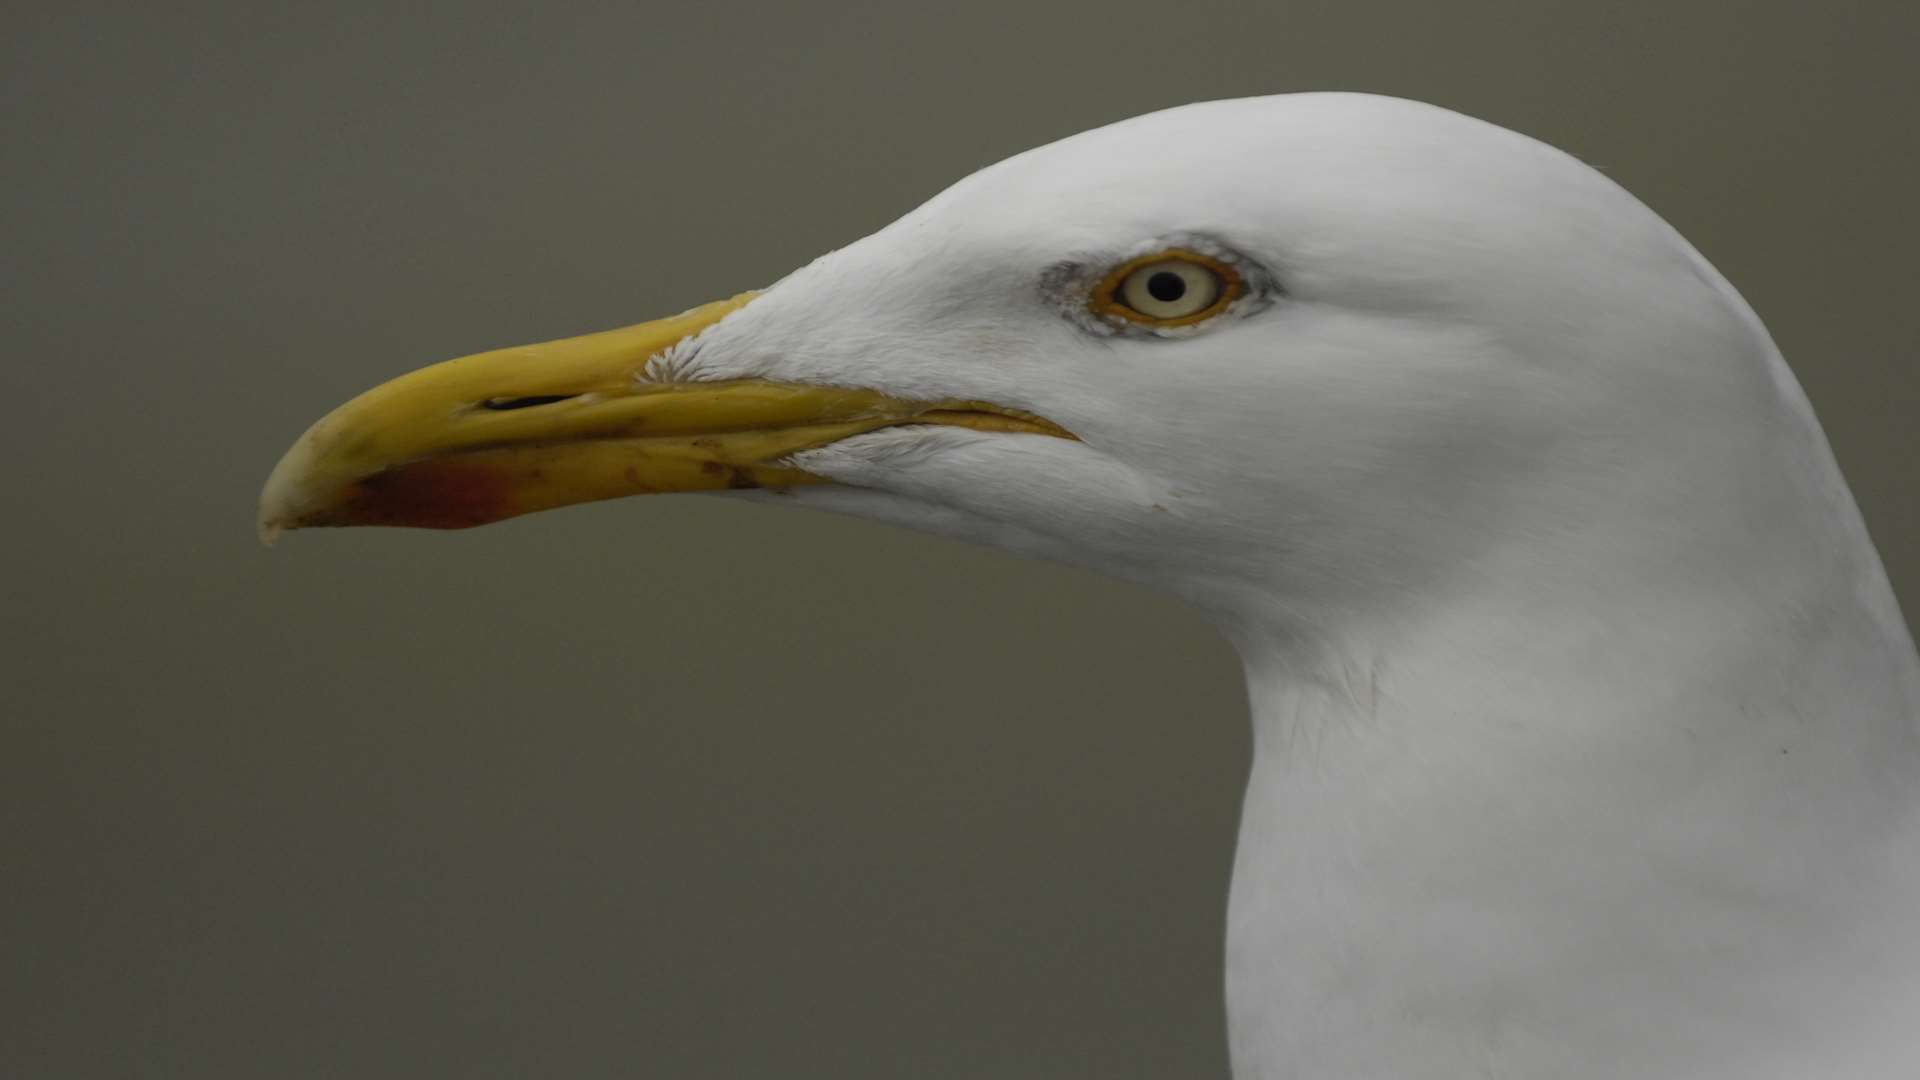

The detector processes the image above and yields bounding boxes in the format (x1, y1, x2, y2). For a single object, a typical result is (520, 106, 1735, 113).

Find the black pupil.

(1146, 270, 1187, 303)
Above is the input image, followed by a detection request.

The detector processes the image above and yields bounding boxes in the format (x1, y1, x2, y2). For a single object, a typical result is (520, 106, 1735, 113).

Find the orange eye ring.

(1090, 249, 1245, 327)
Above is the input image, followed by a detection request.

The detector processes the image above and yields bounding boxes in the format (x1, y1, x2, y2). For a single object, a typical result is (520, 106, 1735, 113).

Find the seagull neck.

(1213, 535, 1920, 1077)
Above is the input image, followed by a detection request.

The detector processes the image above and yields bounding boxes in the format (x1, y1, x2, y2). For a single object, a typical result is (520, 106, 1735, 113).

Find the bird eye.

(1093, 250, 1242, 326)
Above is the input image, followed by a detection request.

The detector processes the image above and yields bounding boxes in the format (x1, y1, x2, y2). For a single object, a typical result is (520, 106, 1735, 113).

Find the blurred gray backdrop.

(6, 2, 1915, 1077)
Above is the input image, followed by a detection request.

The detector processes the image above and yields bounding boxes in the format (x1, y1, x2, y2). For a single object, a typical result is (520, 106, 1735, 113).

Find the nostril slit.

(481, 394, 576, 411)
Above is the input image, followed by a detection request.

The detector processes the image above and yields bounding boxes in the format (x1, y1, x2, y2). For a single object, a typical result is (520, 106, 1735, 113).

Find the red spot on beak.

(338, 458, 518, 529)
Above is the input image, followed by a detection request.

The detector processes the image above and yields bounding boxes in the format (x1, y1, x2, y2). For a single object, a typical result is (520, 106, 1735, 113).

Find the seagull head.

(257, 93, 1920, 1077)
(261, 93, 1770, 637)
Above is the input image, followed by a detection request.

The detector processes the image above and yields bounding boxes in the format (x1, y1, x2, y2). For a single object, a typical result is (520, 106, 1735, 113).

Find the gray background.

(6, 2, 1915, 1077)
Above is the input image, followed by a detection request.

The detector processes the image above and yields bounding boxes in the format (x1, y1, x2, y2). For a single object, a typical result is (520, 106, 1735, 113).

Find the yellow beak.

(258, 292, 1070, 542)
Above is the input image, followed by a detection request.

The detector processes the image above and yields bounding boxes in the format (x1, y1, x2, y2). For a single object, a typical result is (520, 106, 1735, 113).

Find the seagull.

(259, 93, 1920, 1078)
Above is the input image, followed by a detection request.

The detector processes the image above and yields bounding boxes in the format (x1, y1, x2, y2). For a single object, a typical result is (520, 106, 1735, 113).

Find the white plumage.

(679, 94, 1920, 1078)
(264, 92, 1920, 1077)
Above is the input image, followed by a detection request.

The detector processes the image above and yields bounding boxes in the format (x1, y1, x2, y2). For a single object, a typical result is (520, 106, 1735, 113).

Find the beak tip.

(258, 434, 319, 548)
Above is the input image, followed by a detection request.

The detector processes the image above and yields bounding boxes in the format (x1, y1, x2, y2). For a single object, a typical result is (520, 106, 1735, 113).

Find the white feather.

(698, 93, 1920, 1078)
